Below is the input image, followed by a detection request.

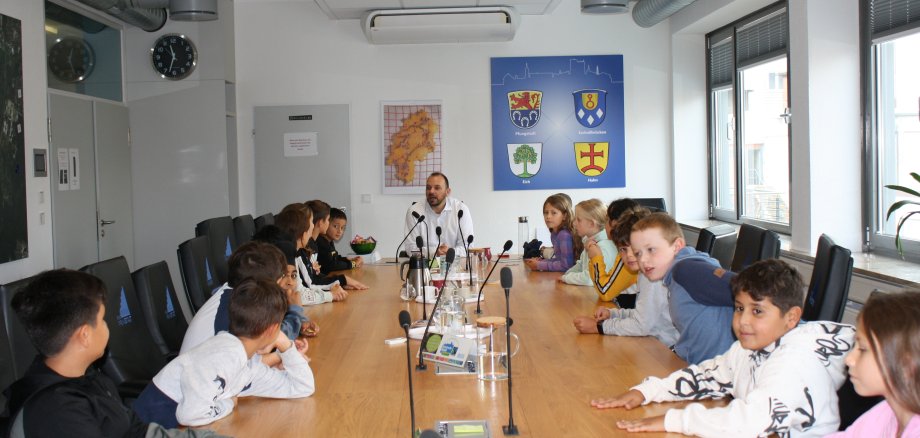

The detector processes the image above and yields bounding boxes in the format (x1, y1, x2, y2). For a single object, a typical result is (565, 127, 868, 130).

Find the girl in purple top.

(828, 291, 920, 438)
(525, 193, 579, 272)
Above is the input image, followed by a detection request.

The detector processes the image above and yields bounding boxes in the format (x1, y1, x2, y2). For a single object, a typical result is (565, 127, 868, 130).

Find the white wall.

(0, 0, 54, 284)
(234, 0, 674, 256)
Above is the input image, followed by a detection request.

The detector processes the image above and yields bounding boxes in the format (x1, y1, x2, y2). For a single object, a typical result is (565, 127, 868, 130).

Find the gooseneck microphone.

(415, 235, 429, 321)
(413, 211, 431, 267)
(398, 310, 417, 438)
(457, 209, 468, 257)
(465, 234, 474, 291)
(500, 267, 518, 435)
(417, 248, 455, 371)
(429, 226, 443, 269)
(476, 240, 513, 314)
(396, 214, 425, 262)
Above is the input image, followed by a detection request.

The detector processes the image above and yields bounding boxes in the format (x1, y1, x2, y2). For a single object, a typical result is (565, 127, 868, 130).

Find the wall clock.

(48, 37, 95, 83)
(151, 33, 196, 80)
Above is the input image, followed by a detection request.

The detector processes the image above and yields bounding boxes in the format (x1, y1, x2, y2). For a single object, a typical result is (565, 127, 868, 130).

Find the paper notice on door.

(68, 148, 80, 190)
(57, 148, 70, 191)
(283, 132, 318, 157)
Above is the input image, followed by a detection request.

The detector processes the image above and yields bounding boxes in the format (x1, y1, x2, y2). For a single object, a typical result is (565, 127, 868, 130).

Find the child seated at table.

(572, 207, 678, 348)
(632, 212, 735, 364)
(316, 208, 362, 273)
(591, 259, 854, 437)
(302, 201, 368, 290)
(560, 199, 616, 287)
(524, 193, 578, 272)
(273, 208, 348, 303)
(180, 240, 307, 353)
(828, 290, 920, 437)
(133, 278, 314, 428)
(3, 269, 222, 437)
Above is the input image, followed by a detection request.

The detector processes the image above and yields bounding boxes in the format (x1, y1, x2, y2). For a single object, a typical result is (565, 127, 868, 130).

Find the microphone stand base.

(415, 363, 428, 371)
(502, 424, 519, 435)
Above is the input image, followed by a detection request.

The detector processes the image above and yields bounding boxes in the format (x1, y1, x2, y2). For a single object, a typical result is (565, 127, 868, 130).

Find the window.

(866, 0, 920, 258)
(707, 2, 790, 232)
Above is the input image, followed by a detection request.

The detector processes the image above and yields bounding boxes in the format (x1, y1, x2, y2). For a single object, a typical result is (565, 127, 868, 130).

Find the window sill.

(679, 220, 920, 288)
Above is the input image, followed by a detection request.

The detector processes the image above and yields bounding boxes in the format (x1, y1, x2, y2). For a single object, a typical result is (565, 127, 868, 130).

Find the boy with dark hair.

(1, 270, 220, 437)
(303, 201, 368, 290)
(272, 210, 348, 303)
(180, 240, 302, 353)
(316, 207, 363, 274)
(630, 212, 736, 364)
(134, 278, 314, 428)
(592, 259, 854, 437)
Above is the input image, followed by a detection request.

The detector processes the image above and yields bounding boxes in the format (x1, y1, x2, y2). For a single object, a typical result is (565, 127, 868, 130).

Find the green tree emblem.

(513, 144, 538, 178)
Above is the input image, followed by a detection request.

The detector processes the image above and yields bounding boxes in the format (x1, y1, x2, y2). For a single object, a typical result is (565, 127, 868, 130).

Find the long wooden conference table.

(200, 260, 724, 437)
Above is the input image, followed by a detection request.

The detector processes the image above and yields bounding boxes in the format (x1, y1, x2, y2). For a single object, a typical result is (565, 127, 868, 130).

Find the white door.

(49, 93, 134, 269)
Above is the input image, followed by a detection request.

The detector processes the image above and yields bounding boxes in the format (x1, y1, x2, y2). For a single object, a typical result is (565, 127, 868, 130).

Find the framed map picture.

(381, 100, 443, 195)
(491, 55, 625, 190)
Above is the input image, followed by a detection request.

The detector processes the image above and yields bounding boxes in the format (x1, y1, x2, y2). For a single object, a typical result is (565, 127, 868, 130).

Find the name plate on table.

(420, 333, 476, 368)
(435, 420, 491, 438)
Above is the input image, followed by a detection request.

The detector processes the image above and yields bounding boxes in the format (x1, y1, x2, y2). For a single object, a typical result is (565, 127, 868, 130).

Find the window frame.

(706, 1, 791, 235)
(862, 0, 920, 261)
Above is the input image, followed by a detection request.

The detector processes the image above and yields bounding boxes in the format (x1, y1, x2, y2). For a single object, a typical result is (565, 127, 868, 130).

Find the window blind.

(870, 0, 920, 40)
(735, 7, 788, 68)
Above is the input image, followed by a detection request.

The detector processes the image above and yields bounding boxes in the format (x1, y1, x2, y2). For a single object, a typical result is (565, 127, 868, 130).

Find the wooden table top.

(200, 261, 722, 437)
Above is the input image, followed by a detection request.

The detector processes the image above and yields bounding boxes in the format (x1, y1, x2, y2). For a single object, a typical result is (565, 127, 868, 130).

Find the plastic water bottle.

(518, 216, 529, 256)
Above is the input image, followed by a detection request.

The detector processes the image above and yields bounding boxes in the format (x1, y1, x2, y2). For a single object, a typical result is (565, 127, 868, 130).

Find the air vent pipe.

(632, 0, 697, 28)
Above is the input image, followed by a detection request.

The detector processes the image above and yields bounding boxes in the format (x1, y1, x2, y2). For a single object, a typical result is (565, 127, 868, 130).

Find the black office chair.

(1, 279, 30, 407)
(0, 277, 39, 381)
(81, 257, 169, 399)
(802, 235, 853, 323)
(195, 216, 237, 284)
(254, 212, 274, 232)
(730, 223, 781, 272)
(695, 224, 737, 270)
(177, 235, 220, 313)
(233, 214, 256, 246)
(633, 198, 667, 213)
(132, 261, 189, 356)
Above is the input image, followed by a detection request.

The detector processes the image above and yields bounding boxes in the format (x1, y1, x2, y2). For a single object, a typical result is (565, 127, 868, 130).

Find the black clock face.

(48, 37, 95, 83)
(151, 34, 196, 80)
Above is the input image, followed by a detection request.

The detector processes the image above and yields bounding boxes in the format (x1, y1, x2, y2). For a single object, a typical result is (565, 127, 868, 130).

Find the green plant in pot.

(885, 171, 920, 257)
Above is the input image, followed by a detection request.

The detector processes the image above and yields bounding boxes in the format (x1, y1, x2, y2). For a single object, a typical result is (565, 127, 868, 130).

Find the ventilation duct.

(73, 0, 167, 31)
(631, 0, 697, 28)
(581, 0, 629, 14)
(362, 7, 520, 44)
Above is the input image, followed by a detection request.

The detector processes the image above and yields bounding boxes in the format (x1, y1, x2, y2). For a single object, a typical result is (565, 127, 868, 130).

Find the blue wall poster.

(491, 55, 625, 191)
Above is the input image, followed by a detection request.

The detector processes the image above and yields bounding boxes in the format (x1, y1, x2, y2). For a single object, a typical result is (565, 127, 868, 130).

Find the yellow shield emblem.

(574, 142, 609, 176)
(580, 92, 599, 111)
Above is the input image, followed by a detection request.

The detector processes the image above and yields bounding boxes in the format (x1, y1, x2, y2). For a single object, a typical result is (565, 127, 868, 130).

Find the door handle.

(100, 219, 116, 226)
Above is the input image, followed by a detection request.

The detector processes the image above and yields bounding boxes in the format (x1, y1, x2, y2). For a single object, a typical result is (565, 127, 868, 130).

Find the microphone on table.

(500, 267, 519, 435)
(476, 240, 513, 314)
(417, 248, 455, 371)
(395, 213, 425, 262)
(398, 310, 417, 438)
(465, 234, 474, 292)
(416, 236, 430, 321)
(412, 211, 431, 266)
(429, 226, 443, 269)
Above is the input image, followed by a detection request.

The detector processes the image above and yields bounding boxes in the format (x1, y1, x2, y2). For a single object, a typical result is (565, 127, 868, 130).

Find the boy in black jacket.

(316, 208, 363, 274)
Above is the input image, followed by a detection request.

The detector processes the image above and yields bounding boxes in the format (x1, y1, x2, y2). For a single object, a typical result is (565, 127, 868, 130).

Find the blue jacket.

(664, 247, 736, 364)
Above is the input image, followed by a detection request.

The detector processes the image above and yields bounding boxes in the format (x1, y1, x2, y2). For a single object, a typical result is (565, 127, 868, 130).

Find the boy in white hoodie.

(133, 278, 314, 428)
(591, 259, 854, 437)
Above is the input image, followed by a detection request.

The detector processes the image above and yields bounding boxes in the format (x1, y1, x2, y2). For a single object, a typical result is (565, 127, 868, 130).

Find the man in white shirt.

(404, 172, 474, 257)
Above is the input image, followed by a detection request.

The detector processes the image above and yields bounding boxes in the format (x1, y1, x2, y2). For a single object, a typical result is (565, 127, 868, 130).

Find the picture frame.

(381, 100, 443, 195)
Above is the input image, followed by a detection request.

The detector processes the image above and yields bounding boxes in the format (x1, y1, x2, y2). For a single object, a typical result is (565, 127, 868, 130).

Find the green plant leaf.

(885, 200, 920, 220)
(911, 172, 920, 185)
(894, 210, 920, 257)
(885, 184, 920, 198)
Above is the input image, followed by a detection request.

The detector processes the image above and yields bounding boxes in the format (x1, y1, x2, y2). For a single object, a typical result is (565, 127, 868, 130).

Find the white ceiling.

(313, 0, 563, 20)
